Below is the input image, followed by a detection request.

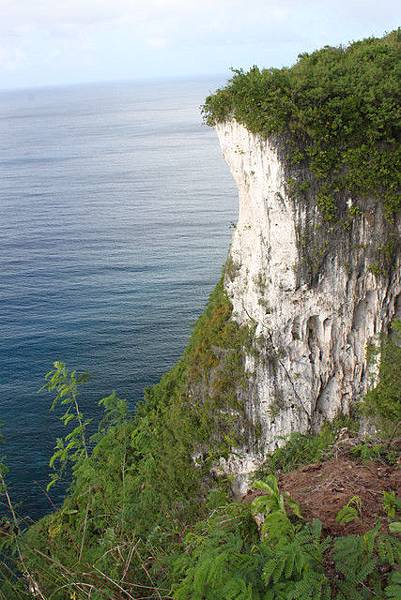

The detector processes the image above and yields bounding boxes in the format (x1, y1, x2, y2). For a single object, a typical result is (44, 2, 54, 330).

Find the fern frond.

(385, 571, 401, 599)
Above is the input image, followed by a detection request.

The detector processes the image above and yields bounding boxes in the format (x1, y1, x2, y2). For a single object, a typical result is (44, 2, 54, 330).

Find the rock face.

(216, 120, 401, 483)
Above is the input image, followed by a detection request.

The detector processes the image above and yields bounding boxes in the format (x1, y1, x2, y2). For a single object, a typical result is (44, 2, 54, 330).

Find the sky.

(0, 0, 400, 90)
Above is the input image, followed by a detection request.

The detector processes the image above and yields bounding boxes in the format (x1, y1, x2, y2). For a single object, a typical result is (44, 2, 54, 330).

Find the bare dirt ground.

(245, 454, 401, 535)
(280, 456, 401, 534)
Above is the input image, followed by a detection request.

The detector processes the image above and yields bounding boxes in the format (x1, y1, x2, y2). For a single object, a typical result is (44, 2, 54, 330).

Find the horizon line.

(0, 72, 231, 95)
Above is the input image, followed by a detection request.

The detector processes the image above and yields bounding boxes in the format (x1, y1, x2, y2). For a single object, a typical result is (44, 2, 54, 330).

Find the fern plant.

(333, 523, 401, 599)
(262, 517, 331, 600)
(336, 496, 362, 525)
(251, 474, 302, 533)
(386, 571, 401, 599)
(383, 491, 401, 519)
(173, 477, 330, 600)
(172, 502, 264, 600)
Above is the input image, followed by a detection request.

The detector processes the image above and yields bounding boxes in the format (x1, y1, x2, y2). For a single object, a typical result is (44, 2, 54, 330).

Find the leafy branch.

(42, 361, 91, 492)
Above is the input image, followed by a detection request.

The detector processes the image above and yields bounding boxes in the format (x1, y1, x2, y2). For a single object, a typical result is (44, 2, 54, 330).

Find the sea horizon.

(0, 72, 230, 95)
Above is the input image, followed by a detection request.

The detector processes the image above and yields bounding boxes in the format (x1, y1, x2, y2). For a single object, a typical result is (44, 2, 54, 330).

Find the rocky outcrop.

(216, 120, 401, 484)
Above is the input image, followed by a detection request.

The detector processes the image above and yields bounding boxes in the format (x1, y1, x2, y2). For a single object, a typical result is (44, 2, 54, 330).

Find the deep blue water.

(0, 78, 236, 520)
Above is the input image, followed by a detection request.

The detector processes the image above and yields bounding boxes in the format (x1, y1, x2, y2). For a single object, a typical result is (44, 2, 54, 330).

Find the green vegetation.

(350, 441, 399, 465)
(42, 363, 92, 492)
(172, 477, 401, 600)
(362, 319, 401, 435)
(203, 30, 401, 220)
(3, 30, 401, 596)
(2, 313, 400, 598)
(255, 417, 357, 477)
(1, 373, 401, 598)
(335, 496, 362, 525)
(225, 255, 241, 282)
(383, 491, 401, 520)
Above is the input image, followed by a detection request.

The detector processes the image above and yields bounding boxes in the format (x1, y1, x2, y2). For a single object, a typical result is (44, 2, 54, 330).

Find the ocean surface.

(0, 78, 237, 520)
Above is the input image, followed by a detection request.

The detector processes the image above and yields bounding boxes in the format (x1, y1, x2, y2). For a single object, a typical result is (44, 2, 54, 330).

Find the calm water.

(0, 78, 237, 520)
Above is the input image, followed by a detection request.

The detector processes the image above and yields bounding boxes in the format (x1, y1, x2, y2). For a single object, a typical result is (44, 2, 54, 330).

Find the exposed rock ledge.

(215, 120, 401, 490)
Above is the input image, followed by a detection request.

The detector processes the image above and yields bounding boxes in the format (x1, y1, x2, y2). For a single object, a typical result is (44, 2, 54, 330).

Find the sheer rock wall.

(215, 120, 401, 488)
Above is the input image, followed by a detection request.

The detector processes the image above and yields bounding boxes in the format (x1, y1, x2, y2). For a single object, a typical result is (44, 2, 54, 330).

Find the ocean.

(0, 77, 237, 520)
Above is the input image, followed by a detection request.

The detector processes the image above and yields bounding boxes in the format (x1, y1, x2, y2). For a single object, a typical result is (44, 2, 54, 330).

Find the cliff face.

(216, 120, 401, 483)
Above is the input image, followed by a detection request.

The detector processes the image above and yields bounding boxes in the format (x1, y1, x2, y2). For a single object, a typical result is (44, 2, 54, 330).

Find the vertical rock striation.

(216, 120, 401, 481)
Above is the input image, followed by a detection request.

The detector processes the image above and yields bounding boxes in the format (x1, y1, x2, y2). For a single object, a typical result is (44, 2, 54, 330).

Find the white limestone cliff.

(215, 120, 401, 488)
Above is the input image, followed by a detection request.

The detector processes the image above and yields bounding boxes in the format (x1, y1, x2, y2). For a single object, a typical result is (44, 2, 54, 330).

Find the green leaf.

(253, 475, 279, 496)
(46, 473, 59, 492)
(336, 496, 362, 524)
(389, 522, 401, 534)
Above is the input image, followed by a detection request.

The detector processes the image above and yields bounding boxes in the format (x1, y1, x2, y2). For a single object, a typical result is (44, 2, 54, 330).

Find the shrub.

(203, 30, 401, 220)
(362, 319, 401, 435)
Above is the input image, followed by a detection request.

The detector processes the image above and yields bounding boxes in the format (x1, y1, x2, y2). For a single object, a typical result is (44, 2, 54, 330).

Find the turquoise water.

(0, 78, 236, 519)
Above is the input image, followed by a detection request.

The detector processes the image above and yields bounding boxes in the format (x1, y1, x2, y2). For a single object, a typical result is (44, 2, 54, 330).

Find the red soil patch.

(246, 456, 401, 535)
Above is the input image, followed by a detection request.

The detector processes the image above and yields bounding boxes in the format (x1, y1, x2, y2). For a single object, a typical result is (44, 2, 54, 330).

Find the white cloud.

(0, 1, 311, 40)
(0, 0, 400, 88)
(146, 35, 169, 50)
(0, 44, 26, 71)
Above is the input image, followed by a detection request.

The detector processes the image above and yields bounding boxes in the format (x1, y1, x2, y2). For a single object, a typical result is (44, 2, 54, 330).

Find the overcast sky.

(1, 0, 400, 90)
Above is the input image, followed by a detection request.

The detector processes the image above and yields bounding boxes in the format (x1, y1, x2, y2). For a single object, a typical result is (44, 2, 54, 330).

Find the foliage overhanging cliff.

(203, 29, 401, 219)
